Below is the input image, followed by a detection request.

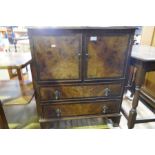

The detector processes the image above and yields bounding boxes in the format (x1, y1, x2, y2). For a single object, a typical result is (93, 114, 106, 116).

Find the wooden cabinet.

(28, 27, 135, 128)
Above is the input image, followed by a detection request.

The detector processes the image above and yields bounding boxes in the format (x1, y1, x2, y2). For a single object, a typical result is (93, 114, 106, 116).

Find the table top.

(0, 80, 33, 105)
(131, 45, 155, 61)
(0, 52, 32, 69)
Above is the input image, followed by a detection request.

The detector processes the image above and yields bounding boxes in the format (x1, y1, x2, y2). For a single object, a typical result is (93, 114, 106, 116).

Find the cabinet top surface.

(131, 45, 155, 61)
(28, 26, 136, 30)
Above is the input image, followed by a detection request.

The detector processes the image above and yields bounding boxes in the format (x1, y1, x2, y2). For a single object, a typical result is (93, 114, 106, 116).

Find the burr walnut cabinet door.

(32, 34, 82, 81)
(39, 83, 122, 101)
(42, 100, 120, 118)
(85, 33, 130, 79)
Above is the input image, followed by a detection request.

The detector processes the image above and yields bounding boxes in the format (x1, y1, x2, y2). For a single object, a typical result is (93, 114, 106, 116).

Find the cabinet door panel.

(33, 34, 82, 81)
(86, 34, 130, 79)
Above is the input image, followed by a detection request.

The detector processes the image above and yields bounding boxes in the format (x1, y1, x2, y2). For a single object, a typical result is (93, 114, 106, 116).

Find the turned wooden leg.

(130, 67, 137, 97)
(128, 63, 145, 129)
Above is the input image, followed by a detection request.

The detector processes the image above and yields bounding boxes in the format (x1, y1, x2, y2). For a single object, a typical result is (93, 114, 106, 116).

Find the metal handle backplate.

(55, 108, 61, 117)
(103, 88, 111, 96)
(54, 90, 61, 100)
(102, 105, 108, 114)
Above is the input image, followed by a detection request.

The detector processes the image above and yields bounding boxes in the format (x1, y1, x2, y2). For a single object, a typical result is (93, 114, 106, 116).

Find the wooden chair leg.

(0, 100, 9, 129)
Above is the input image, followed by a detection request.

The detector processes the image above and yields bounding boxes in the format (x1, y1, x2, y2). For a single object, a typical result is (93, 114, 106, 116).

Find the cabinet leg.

(40, 123, 45, 129)
(111, 116, 121, 127)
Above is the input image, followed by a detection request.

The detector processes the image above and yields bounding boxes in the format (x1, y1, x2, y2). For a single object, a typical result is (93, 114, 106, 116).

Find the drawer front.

(39, 83, 123, 101)
(42, 100, 120, 118)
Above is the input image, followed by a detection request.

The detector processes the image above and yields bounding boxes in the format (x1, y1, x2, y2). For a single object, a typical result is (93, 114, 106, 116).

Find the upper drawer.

(39, 83, 123, 101)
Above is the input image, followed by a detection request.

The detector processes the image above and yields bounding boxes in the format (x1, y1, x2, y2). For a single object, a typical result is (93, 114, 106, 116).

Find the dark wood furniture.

(0, 52, 31, 84)
(126, 45, 155, 128)
(0, 100, 9, 129)
(28, 27, 135, 129)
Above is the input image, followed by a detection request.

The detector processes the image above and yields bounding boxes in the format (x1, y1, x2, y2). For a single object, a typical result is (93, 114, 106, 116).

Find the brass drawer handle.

(54, 90, 61, 100)
(102, 105, 108, 114)
(55, 108, 61, 117)
(103, 88, 111, 96)
(78, 52, 81, 58)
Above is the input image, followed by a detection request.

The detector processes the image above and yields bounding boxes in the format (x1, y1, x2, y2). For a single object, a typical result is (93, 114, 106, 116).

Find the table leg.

(8, 69, 14, 79)
(17, 68, 24, 84)
(129, 67, 137, 97)
(128, 64, 146, 129)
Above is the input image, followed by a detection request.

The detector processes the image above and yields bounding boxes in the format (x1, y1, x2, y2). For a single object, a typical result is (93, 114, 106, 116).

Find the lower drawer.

(42, 100, 120, 118)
